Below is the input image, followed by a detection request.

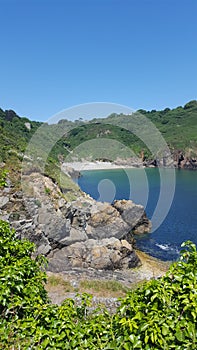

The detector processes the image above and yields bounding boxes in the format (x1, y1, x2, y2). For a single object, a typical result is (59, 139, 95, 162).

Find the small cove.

(77, 168, 197, 261)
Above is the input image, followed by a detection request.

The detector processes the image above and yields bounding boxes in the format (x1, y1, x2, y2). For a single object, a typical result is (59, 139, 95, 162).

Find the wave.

(155, 243, 179, 254)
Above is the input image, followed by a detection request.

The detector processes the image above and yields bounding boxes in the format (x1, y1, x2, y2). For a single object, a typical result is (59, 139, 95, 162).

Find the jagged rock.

(47, 237, 141, 272)
(86, 201, 130, 240)
(61, 164, 81, 178)
(0, 196, 9, 209)
(0, 172, 151, 271)
(24, 122, 31, 130)
(173, 150, 197, 169)
(113, 199, 150, 232)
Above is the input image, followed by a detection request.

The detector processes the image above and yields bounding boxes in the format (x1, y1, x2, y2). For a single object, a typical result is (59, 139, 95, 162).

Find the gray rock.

(38, 206, 52, 225)
(58, 198, 66, 209)
(113, 200, 144, 226)
(59, 227, 88, 245)
(0, 196, 9, 209)
(47, 237, 141, 272)
(0, 172, 151, 272)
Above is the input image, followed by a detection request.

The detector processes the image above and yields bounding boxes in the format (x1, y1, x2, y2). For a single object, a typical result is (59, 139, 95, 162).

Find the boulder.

(86, 201, 130, 240)
(0, 172, 151, 272)
(113, 200, 151, 234)
(0, 196, 9, 209)
(47, 237, 141, 272)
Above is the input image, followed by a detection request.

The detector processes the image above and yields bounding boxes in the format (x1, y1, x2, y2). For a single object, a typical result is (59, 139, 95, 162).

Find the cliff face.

(0, 172, 151, 271)
(173, 151, 197, 170)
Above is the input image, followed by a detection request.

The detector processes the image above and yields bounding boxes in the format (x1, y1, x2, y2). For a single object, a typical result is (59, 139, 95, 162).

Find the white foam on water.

(155, 243, 179, 253)
(156, 243, 169, 251)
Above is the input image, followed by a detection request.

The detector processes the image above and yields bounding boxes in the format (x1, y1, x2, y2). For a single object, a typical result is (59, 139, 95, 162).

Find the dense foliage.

(63, 100, 197, 159)
(0, 220, 196, 349)
(1, 100, 197, 168)
(138, 100, 197, 152)
(0, 108, 41, 163)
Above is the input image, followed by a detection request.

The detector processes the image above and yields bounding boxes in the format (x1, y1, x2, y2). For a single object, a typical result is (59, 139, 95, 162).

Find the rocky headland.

(1, 167, 171, 311)
(0, 171, 151, 275)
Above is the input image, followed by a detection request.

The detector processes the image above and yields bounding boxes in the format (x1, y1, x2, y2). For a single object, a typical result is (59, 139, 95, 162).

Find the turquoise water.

(77, 168, 197, 261)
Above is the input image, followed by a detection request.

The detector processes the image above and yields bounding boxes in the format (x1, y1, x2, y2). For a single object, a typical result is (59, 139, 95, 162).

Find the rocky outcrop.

(113, 200, 151, 234)
(61, 164, 81, 178)
(0, 172, 151, 271)
(174, 151, 197, 169)
(47, 238, 140, 272)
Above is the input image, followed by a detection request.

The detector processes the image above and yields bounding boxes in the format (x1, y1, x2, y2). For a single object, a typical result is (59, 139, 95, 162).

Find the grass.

(79, 279, 129, 297)
(45, 273, 130, 299)
(46, 275, 75, 293)
(46, 251, 170, 303)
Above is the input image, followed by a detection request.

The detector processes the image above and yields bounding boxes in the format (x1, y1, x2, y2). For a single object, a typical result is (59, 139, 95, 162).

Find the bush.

(0, 221, 48, 320)
(112, 241, 197, 349)
(0, 220, 196, 349)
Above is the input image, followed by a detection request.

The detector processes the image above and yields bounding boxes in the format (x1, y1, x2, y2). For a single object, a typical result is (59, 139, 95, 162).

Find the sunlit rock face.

(0, 173, 151, 271)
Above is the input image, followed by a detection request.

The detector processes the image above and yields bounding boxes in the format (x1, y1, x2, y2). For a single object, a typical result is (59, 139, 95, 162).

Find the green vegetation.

(0, 109, 81, 199)
(44, 186, 51, 195)
(64, 123, 148, 160)
(0, 220, 196, 349)
(79, 279, 128, 297)
(1, 100, 197, 170)
(0, 101, 197, 193)
(138, 100, 197, 152)
(0, 108, 41, 163)
(0, 169, 8, 187)
(62, 100, 197, 160)
(46, 275, 75, 293)
(46, 275, 129, 297)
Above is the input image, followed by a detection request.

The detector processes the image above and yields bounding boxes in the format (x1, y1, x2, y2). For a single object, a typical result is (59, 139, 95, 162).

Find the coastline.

(46, 251, 170, 306)
(62, 159, 197, 173)
(62, 160, 145, 172)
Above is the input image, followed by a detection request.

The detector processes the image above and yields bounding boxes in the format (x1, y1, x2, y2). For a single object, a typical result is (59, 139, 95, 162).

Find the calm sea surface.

(77, 168, 197, 261)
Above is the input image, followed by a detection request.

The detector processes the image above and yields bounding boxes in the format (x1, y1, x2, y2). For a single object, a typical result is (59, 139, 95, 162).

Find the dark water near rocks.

(77, 168, 197, 261)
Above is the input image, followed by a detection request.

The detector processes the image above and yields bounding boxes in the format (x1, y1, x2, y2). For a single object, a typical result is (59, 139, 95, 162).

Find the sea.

(77, 168, 197, 261)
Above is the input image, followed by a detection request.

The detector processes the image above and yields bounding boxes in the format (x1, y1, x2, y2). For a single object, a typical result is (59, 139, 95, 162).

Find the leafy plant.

(0, 220, 197, 349)
(44, 186, 51, 195)
(0, 169, 8, 187)
(0, 220, 48, 322)
(111, 240, 197, 349)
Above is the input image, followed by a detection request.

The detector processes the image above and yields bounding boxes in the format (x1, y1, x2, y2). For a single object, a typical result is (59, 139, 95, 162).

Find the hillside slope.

(57, 100, 197, 167)
(0, 100, 197, 176)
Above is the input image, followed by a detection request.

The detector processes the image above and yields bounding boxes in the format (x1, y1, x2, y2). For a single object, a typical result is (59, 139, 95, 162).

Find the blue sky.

(0, 0, 197, 121)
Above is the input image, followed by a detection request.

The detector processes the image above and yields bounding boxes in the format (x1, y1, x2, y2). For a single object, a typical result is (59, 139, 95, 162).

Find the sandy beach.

(62, 161, 142, 172)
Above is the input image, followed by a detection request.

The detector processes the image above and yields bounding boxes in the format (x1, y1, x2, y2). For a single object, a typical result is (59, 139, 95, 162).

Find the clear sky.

(0, 0, 197, 121)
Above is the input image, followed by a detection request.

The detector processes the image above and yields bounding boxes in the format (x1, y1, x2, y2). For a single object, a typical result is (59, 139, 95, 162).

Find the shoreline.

(62, 161, 145, 172)
(62, 161, 197, 173)
(46, 251, 170, 305)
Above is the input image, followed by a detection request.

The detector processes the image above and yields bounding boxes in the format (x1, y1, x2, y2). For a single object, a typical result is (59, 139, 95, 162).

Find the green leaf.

(144, 335, 149, 344)
(162, 324, 169, 336)
(175, 329, 185, 342)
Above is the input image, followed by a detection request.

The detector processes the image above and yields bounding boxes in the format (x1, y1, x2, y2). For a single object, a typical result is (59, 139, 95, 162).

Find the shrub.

(0, 220, 196, 349)
(0, 220, 49, 321)
(112, 241, 197, 349)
